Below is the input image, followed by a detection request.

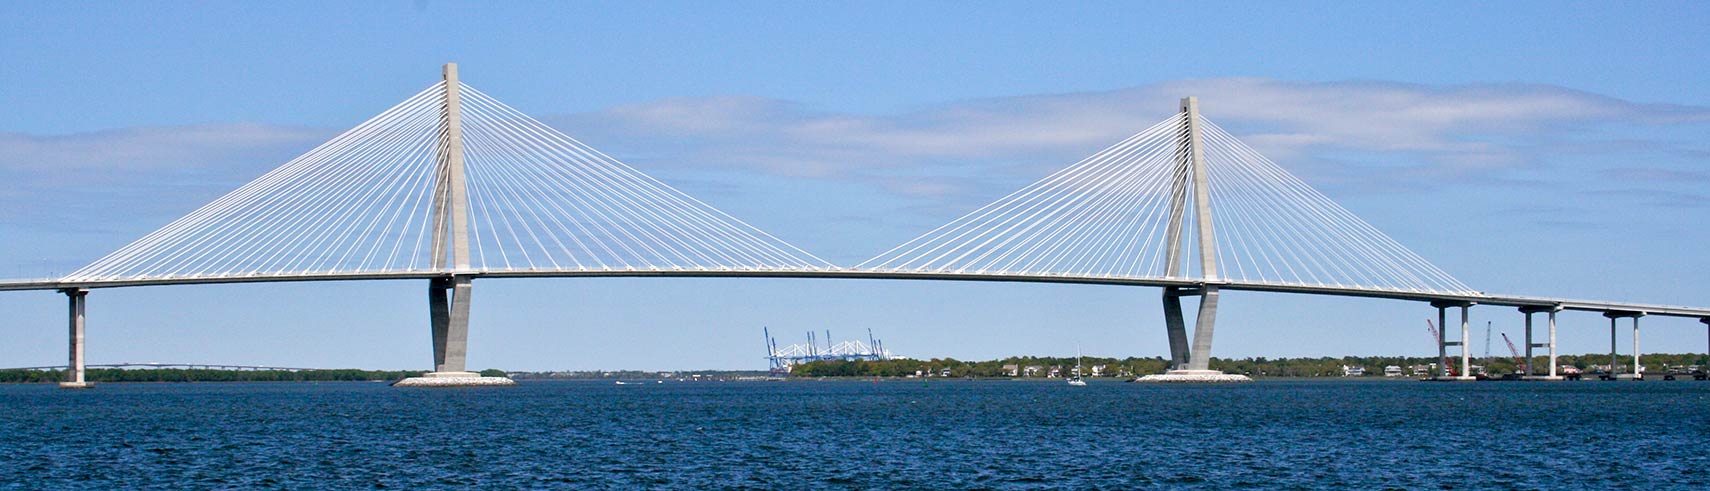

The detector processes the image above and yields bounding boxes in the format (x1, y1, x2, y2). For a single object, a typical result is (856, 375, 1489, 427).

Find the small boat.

(1068, 344, 1087, 386)
(614, 380, 629, 385)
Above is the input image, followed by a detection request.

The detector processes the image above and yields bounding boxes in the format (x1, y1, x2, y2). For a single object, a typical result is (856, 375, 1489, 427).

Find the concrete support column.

(60, 289, 92, 389)
(1609, 315, 1618, 378)
(1632, 316, 1642, 380)
(1702, 318, 1710, 366)
(1460, 306, 1471, 379)
(1162, 288, 1189, 370)
(1437, 306, 1449, 377)
(1523, 311, 1534, 376)
(1548, 310, 1558, 378)
(1187, 286, 1219, 371)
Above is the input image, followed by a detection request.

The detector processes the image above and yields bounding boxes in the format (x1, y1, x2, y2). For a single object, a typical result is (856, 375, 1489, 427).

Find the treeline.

(0, 368, 508, 383)
(511, 370, 769, 380)
(791, 356, 1169, 378)
(790, 353, 1710, 378)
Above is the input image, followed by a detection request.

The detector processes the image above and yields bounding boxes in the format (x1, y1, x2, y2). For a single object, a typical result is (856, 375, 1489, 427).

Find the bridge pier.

(1602, 311, 1644, 380)
(1429, 301, 1476, 381)
(1152, 286, 1235, 379)
(394, 275, 513, 387)
(1140, 285, 1243, 382)
(1520, 306, 1563, 380)
(59, 289, 93, 389)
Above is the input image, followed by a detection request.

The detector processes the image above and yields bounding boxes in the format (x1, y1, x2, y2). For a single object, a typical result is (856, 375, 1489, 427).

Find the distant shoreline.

(7, 351, 1707, 384)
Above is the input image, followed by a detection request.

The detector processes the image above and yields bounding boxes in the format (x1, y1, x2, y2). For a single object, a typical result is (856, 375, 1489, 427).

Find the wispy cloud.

(548, 79, 1710, 198)
(0, 123, 327, 173)
(4, 78, 1707, 231)
(0, 123, 330, 225)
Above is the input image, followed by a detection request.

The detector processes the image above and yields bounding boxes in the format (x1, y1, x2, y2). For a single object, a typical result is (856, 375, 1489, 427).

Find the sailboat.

(1068, 344, 1087, 386)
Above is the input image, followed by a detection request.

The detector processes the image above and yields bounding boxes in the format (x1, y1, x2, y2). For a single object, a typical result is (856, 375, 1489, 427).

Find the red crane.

(1501, 332, 1527, 375)
(1426, 320, 1455, 377)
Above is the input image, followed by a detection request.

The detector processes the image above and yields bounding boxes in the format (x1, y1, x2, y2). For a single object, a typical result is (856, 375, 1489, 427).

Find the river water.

(2, 379, 1706, 489)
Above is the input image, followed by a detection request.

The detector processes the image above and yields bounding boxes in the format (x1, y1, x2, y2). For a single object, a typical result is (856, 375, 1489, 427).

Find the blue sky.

(2, 2, 1708, 371)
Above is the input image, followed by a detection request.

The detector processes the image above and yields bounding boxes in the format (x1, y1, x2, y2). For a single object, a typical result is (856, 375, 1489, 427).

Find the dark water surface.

(2, 379, 1707, 490)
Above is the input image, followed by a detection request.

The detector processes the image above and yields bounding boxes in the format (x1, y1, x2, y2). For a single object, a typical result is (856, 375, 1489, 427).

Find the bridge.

(6, 64, 1707, 386)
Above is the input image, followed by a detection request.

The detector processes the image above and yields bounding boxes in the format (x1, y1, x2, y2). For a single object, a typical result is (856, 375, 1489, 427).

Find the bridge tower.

(395, 64, 513, 387)
(1143, 98, 1248, 382)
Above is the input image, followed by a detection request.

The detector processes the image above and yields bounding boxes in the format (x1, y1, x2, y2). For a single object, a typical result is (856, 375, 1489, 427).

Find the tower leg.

(60, 289, 93, 389)
(443, 275, 473, 373)
(1187, 287, 1220, 371)
(1162, 288, 1189, 370)
(429, 277, 451, 371)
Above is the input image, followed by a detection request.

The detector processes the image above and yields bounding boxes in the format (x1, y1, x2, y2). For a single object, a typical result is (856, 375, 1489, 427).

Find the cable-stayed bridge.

(6, 65, 1706, 386)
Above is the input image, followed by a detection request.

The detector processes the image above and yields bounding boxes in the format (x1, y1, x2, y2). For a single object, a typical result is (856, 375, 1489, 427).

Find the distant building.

(1002, 364, 1020, 377)
(1091, 365, 1106, 377)
(1047, 366, 1062, 378)
(1341, 365, 1365, 377)
(1024, 365, 1042, 377)
(939, 367, 952, 377)
(1383, 366, 1404, 377)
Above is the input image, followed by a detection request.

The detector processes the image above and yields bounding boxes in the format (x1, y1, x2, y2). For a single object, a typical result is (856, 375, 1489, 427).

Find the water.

(2, 379, 1707, 490)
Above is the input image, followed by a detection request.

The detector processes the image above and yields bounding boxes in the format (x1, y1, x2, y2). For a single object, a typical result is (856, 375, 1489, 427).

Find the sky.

(2, 1, 1708, 371)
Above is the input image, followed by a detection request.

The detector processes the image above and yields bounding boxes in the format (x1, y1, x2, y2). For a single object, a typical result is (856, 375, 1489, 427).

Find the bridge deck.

(3, 269, 1705, 319)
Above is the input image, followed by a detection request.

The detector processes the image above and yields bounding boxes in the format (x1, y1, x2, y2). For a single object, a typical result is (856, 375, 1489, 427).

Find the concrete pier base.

(1135, 369, 1252, 383)
(392, 371, 516, 387)
(1521, 375, 1565, 382)
(1424, 376, 1478, 382)
(57, 381, 95, 389)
